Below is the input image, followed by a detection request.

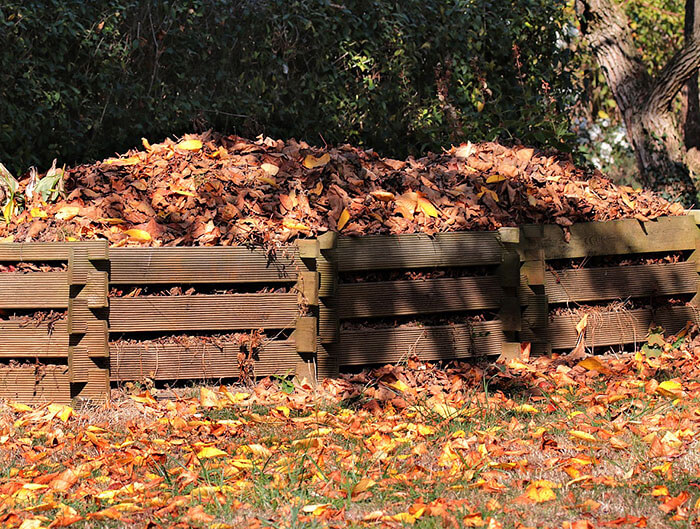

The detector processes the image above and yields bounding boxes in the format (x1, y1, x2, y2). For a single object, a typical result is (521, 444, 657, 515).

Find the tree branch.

(646, 37, 700, 113)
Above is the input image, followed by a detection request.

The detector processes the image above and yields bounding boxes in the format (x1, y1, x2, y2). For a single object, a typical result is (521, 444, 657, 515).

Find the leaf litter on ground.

(3, 327, 700, 528)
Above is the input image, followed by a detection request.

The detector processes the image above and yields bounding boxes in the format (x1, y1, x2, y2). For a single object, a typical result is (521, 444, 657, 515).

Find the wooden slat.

(337, 232, 503, 272)
(545, 262, 698, 304)
(338, 276, 502, 319)
(339, 320, 503, 366)
(0, 241, 107, 261)
(522, 306, 700, 350)
(0, 273, 68, 308)
(108, 293, 299, 332)
(522, 216, 699, 260)
(110, 339, 298, 381)
(0, 366, 71, 404)
(109, 247, 300, 284)
(0, 321, 69, 357)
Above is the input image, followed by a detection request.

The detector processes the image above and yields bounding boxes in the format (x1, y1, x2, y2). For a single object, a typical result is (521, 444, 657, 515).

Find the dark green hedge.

(0, 0, 573, 174)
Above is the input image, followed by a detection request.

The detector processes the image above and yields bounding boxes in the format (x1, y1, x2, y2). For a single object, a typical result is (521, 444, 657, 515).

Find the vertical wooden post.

(67, 241, 110, 402)
(294, 238, 321, 383)
(517, 225, 550, 355)
(316, 232, 340, 379)
(497, 228, 522, 360)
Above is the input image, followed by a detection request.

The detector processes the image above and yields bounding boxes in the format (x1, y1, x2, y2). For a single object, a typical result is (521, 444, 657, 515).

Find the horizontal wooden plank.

(522, 216, 699, 260)
(110, 339, 298, 381)
(522, 306, 700, 350)
(338, 276, 503, 319)
(0, 321, 69, 357)
(544, 261, 698, 304)
(0, 365, 71, 404)
(339, 320, 503, 366)
(337, 232, 503, 272)
(0, 273, 68, 308)
(0, 241, 107, 261)
(109, 246, 300, 284)
(108, 293, 299, 332)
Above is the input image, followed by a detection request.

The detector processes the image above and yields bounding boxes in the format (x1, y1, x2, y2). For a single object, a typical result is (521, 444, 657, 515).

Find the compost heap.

(0, 131, 685, 248)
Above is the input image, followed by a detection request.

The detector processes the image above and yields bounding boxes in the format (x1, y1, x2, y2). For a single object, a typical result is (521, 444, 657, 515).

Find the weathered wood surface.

(339, 320, 503, 366)
(521, 306, 700, 350)
(519, 216, 699, 260)
(109, 247, 300, 284)
(336, 232, 503, 272)
(0, 241, 108, 261)
(0, 321, 69, 357)
(110, 339, 298, 381)
(337, 276, 503, 319)
(0, 366, 71, 404)
(544, 262, 698, 303)
(108, 293, 299, 332)
(0, 273, 69, 308)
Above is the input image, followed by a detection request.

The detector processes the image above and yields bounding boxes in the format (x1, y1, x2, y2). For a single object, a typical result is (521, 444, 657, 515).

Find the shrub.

(0, 0, 574, 174)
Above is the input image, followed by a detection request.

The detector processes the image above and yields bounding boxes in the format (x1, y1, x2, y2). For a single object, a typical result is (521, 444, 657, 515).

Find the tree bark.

(683, 0, 700, 154)
(577, 0, 700, 202)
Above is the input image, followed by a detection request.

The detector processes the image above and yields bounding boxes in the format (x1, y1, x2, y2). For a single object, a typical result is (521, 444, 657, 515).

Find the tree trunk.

(577, 0, 700, 202)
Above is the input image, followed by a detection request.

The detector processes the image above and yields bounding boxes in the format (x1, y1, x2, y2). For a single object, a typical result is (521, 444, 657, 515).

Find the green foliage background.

(0, 0, 574, 175)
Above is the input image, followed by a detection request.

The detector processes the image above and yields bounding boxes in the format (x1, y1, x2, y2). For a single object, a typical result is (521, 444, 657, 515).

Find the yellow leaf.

(576, 314, 588, 334)
(302, 503, 331, 515)
(3, 198, 15, 222)
(351, 478, 376, 497)
(569, 430, 597, 443)
(141, 138, 152, 152)
(657, 380, 684, 399)
(337, 208, 350, 230)
(486, 174, 507, 183)
(171, 188, 196, 197)
(123, 229, 152, 242)
(177, 139, 203, 151)
(196, 446, 228, 459)
(311, 181, 324, 195)
(416, 194, 439, 218)
(386, 379, 410, 393)
(387, 512, 416, 524)
(282, 219, 311, 231)
(104, 156, 141, 166)
(30, 208, 47, 219)
(19, 519, 46, 529)
(9, 401, 33, 413)
(199, 387, 220, 408)
(261, 163, 280, 176)
(303, 153, 331, 169)
(652, 485, 669, 496)
(55, 206, 80, 221)
(514, 404, 539, 414)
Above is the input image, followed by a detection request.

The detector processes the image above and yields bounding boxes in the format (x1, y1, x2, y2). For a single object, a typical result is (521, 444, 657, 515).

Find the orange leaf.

(337, 208, 351, 230)
(659, 491, 690, 514)
(525, 480, 557, 503)
(303, 153, 330, 169)
(370, 190, 396, 202)
(55, 206, 80, 221)
(184, 505, 216, 523)
(351, 477, 377, 498)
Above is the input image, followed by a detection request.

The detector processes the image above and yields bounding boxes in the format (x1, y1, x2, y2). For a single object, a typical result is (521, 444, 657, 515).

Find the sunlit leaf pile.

(0, 132, 683, 247)
(2, 327, 700, 528)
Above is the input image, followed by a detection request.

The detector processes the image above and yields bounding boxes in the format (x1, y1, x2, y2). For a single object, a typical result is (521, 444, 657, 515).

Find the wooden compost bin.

(516, 215, 700, 353)
(0, 214, 699, 404)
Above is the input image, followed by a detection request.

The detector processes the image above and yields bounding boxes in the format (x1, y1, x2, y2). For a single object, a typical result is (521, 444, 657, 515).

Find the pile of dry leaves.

(0, 132, 684, 248)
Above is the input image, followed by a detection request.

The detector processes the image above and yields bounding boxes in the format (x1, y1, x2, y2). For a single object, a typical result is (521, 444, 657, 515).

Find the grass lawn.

(2, 331, 700, 528)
